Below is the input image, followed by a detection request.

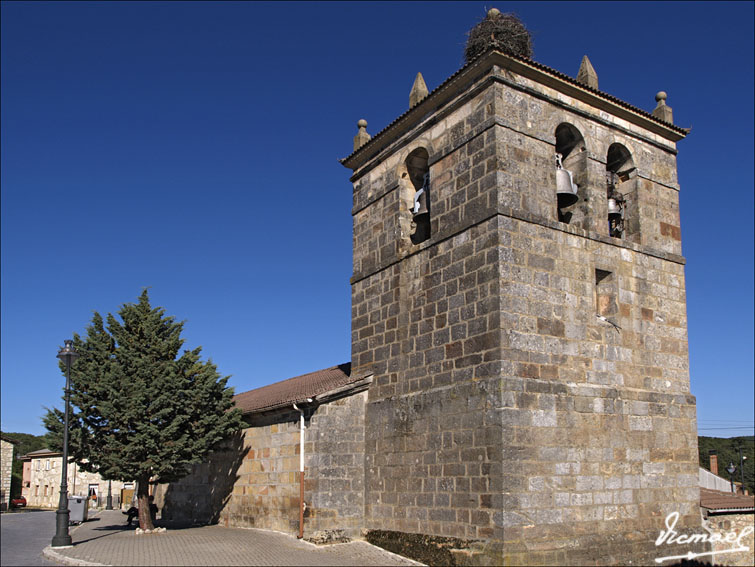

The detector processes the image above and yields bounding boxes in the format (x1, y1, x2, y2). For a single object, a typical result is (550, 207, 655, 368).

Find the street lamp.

(106, 480, 113, 510)
(51, 339, 78, 548)
(726, 462, 736, 494)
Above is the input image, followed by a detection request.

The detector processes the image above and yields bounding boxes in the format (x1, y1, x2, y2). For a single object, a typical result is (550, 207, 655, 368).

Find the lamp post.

(51, 339, 78, 547)
(736, 447, 747, 495)
(106, 480, 113, 510)
(726, 462, 736, 494)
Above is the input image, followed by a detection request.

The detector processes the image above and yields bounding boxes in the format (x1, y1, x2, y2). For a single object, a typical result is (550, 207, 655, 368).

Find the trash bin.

(68, 495, 88, 524)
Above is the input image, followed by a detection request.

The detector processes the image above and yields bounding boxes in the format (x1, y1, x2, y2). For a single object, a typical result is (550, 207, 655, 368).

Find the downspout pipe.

(293, 400, 311, 539)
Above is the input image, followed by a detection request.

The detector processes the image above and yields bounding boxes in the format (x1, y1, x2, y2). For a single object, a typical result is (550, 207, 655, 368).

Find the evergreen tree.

(44, 290, 242, 530)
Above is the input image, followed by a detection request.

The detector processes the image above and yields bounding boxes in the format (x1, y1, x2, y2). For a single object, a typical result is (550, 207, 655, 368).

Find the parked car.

(10, 496, 26, 508)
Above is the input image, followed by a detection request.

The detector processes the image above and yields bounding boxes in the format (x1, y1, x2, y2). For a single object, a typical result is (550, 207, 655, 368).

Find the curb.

(42, 546, 108, 566)
(42, 510, 109, 567)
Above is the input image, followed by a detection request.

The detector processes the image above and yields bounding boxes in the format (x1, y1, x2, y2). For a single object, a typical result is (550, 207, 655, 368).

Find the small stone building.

(0, 434, 17, 511)
(22, 448, 132, 509)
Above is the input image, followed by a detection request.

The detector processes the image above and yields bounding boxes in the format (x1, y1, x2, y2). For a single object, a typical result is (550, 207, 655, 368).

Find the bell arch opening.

(606, 143, 638, 239)
(402, 147, 430, 245)
(555, 123, 587, 224)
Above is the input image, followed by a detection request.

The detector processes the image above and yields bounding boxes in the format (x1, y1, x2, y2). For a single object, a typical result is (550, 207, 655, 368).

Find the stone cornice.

(341, 51, 687, 174)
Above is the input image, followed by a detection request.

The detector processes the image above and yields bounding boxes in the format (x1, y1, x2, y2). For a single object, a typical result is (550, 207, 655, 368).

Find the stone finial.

(652, 91, 673, 123)
(576, 55, 598, 90)
(353, 119, 371, 152)
(409, 72, 429, 108)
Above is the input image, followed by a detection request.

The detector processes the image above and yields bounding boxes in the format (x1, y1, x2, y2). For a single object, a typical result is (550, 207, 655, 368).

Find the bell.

(412, 187, 429, 217)
(555, 153, 578, 208)
(607, 197, 622, 217)
(556, 168, 579, 208)
(412, 173, 430, 218)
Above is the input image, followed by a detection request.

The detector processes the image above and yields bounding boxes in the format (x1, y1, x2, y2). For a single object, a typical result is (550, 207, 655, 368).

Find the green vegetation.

(698, 435, 754, 494)
(43, 290, 243, 529)
(0, 432, 47, 498)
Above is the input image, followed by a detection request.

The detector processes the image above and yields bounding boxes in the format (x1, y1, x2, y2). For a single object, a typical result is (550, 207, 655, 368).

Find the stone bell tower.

(341, 10, 700, 566)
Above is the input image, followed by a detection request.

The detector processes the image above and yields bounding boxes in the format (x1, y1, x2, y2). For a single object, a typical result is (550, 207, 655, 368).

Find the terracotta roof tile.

(233, 363, 362, 414)
(700, 488, 755, 511)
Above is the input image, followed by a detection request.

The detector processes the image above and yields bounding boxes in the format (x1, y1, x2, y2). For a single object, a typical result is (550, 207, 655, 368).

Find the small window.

(44, 485, 48, 496)
(35, 485, 39, 496)
(595, 269, 618, 317)
(45, 459, 50, 470)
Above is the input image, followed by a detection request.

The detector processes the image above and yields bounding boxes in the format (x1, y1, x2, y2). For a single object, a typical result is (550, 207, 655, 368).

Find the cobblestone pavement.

(43, 510, 422, 566)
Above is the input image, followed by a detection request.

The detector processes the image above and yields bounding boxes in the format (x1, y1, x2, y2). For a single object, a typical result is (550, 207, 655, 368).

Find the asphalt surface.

(1, 509, 63, 566)
(43, 510, 422, 566)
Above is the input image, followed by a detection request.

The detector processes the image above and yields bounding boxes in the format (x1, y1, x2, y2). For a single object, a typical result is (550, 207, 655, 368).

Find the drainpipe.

(292, 400, 312, 539)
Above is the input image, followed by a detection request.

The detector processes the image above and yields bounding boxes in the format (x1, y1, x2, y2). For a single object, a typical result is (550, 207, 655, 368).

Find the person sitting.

(122, 496, 158, 526)
(149, 495, 158, 523)
(123, 506, 138, 526)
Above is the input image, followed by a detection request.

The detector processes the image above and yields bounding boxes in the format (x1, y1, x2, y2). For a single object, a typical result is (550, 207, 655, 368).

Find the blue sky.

(1, 1, 753, 439)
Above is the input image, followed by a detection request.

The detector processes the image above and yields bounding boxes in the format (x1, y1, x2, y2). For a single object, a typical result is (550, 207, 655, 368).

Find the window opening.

(595, 269, 617, 317)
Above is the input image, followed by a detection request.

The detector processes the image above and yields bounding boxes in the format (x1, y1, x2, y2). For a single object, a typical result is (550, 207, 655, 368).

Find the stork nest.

(464, 11, 532, 63)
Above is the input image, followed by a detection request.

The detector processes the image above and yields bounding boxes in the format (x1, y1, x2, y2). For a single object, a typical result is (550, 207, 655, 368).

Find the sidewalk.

(43, 510, 422, 566)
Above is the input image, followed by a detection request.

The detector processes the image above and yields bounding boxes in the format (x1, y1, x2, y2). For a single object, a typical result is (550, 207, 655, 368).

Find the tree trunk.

(136, 476, 154, 531)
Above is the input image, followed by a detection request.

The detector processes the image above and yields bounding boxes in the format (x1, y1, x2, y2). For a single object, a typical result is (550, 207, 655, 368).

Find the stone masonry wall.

(157, 392, 366, 541)
(1, 439, 13, 511)
(496, 215, 701, 565)
(305, 391, 367, 540)
(352, 80, 505, 559)
(704, 513, 755, 567)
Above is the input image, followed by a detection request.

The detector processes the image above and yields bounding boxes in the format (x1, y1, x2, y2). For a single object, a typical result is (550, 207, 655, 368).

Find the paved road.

(1, 509, 61, 566)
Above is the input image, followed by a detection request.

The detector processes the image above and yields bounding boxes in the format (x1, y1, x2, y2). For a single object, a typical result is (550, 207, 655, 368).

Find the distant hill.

(698, 435, 754, 493)
(1, 431, 47, 498)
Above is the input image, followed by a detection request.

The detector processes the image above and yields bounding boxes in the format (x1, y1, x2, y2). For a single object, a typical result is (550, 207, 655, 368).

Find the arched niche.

(399, 147, 431, 245)
(555, 123, 587, 224)
(606, 143, 638, 239)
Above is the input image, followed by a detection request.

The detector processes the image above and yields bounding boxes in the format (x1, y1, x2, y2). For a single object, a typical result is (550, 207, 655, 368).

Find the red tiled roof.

(700, 488, 755, 511)
(233, 363, 364, 414)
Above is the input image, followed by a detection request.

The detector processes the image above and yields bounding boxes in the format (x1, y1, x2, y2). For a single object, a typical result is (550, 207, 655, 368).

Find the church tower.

(341, 10, 701, 565)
